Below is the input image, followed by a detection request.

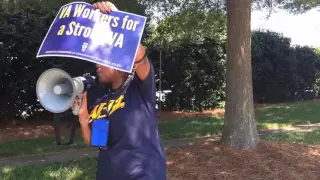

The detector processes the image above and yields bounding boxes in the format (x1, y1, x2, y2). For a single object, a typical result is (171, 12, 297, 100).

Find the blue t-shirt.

(88, 62, 167, 180)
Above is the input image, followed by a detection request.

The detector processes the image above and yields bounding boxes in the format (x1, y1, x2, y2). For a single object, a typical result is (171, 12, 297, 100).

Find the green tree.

(149, 38, 226, 111)
(294, 46, 318, 100)
(251, 30, 296, 103)
(149, 8, 226, 46)
(0, 2, 54, 120)
(149, 0, 225, 22)
(147, 7, 227, 111)
(251, 30, 319, 102)
(281, 0, 320, 14)
(253, 0, 320, 14)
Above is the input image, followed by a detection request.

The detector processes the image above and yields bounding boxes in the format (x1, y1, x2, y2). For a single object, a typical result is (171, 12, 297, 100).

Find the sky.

(251, 8, 320, 47)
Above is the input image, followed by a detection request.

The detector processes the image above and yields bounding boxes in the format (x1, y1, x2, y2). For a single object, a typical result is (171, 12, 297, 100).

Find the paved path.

(0, 136, 220, 168)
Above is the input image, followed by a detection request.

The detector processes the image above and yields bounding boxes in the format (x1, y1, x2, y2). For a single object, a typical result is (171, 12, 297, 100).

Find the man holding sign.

(37, 1, 148, 73)
(69, 1, 167, 180)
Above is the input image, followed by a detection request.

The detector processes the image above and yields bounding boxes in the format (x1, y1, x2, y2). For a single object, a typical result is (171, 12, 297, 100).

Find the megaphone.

(36, 68, 97, 115)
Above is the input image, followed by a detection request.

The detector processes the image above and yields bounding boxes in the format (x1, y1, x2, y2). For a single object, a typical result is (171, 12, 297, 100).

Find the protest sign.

(37, 1, 147, 73)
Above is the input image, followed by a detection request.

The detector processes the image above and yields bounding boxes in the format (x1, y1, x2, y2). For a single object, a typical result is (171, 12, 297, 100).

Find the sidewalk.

(0, 136, 220, 168)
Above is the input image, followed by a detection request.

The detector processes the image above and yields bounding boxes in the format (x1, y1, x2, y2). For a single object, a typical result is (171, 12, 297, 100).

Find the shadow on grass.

(255, 100, 320, 129)
(0, 158, 97, 180)
(159, 116, 224, 139)
(0, 135, 86, 158)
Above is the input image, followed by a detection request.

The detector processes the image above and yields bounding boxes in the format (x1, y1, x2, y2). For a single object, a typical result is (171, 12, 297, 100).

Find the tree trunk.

(222, 0, 259, 149)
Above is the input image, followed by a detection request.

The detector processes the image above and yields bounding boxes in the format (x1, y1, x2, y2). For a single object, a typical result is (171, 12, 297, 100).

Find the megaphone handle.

(72, 94, 83, 116)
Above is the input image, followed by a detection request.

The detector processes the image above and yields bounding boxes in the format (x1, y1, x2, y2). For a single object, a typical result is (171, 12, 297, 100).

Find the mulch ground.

(0, 110, 224, 142)
(166, 139, 320, 180)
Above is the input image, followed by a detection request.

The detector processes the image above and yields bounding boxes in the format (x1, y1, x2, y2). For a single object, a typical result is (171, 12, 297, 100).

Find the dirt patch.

(166, 140, 320, 180)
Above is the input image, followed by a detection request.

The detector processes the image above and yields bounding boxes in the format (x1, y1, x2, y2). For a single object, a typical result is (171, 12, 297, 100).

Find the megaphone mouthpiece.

(53, 83, 73, 95)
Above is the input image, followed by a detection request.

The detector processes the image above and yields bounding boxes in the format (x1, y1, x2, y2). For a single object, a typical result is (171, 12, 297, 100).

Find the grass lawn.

(263, 130, 320, 145)
(255, 100, 320, 129)
(0, 158, 97, 180)
(0, 136, 86, 158)
(1, 100, 320, 158)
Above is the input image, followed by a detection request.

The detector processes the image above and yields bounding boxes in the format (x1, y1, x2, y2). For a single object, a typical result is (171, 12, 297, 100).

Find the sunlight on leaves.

(1, 167, 13, 174)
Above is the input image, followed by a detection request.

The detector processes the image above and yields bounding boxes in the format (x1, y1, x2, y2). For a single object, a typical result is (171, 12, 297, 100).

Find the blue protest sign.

(37, 1, 147, 73)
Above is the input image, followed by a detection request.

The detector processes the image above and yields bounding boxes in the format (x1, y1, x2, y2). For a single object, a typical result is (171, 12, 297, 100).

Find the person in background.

(53, 113, 77, 145)
(71, 1, 167, 180)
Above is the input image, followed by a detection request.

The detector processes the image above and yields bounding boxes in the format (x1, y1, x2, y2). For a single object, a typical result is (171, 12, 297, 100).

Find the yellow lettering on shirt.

(89, 95, 126, 123)
(109, 95, 125, 116)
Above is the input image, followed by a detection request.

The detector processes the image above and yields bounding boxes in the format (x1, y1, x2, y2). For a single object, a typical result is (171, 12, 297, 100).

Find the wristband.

(135, 53, 147, 65)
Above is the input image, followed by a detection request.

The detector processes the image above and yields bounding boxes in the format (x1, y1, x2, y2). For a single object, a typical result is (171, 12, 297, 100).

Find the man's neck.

(111, 76, 126, 90)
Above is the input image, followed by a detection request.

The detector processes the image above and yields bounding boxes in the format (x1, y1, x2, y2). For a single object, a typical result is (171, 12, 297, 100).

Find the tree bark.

(222, 0, 259, 149)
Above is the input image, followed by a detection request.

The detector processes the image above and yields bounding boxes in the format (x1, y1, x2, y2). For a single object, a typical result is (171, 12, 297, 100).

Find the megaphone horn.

(36, 68, 96, 114)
